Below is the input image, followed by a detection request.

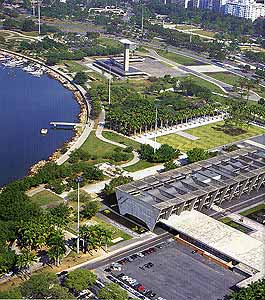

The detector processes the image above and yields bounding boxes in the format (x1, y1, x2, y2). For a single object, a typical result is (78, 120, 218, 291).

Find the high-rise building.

(224, 0, 265, 20)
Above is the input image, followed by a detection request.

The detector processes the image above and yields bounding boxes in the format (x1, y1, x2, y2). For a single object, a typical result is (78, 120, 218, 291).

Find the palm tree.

(47, 230, 66, 266)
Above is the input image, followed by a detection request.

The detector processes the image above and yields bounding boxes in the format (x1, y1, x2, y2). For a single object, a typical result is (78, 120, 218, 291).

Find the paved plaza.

(131, 57, 186, 78)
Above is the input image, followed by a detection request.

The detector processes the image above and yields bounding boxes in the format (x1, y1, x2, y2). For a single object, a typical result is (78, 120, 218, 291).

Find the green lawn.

(93, 216, 132, 245)
(62, 60, 88, 73)
(194, 29, 216, 38)
(67, 215, 132, 245)
(156, 121, 265, 152)
(102, 131, 141, 150)
(79, 131, 118, 159)
(97, 37, 121, 48)
(157, 50, 199, 66)
(188, 75, 224, 94)
(30, 190, 63, 207)
(124, 160, 157, 172)
(239, 204, 265, 217)
(205, 72, 241, 86)
(176, 24, 196, 30)
(79, 131, 133, 162)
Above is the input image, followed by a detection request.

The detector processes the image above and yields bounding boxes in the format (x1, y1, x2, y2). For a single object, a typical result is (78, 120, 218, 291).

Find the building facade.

(224, 0, 265, 21)
(116, 147, 265, 230)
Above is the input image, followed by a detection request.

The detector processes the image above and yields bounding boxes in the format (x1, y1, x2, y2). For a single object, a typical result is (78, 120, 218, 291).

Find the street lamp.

(154, 106, 158, 154)
(75, 176, 83, 254)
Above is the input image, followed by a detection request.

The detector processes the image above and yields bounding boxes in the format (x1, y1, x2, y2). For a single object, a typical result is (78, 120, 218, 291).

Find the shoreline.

(0, 48, 90, 179)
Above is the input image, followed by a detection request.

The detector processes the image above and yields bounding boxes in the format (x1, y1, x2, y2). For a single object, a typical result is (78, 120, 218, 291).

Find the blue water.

(0, 64, 80, 187)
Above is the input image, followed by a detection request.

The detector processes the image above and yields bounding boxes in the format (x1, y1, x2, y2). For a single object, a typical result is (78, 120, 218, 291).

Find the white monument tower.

(119, 39, 135, 72)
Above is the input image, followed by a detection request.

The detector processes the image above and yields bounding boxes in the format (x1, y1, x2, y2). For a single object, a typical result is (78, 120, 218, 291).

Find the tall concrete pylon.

(119, 39, 135, 72)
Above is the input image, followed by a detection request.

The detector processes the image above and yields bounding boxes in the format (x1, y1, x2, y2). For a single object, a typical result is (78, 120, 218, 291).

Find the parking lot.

(103, 239, 245, 300)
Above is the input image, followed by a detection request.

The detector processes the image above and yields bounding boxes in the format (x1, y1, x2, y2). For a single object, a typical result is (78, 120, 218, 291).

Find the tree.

(139, 144, 180, 163)
(48, 285, 74, 299)
(74, 72, 88, 85)
(22, 19, 36, 32)
(64, 269, 97, 293)
(187, 148, 210, 163)
(47, 230, 66, 266)
(48, 204, 72, 227)
(0, 288, 22, 299)
(164, 160, 178, 171)
(21, 272, 58, 299)
(97, 283, 128, 300)
(229, 278, 265, 300)
(79, 224, 112, 253)
(82, 200, 101, 219)
(103, 176, 133, 200)
(0, 246, 16, 276)
(46, 56, 60, 66)
(16, 249, 37, 273)
(67, 190, 92, 203)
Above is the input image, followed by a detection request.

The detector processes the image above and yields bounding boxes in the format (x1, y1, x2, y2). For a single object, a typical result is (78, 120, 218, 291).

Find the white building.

(224, 0, 265, 21)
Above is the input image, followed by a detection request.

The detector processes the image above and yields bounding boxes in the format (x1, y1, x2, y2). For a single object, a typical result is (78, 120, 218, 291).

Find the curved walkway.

(95, 110, 140, 168)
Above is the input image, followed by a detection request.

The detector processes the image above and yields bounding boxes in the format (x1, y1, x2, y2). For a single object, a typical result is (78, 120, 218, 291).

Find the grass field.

(156, 121, 265, 152)
(79, 131, 118, 159)
(176, 24, 196, 30)
(157, 50, 199, 66)
(30, 190, 63, 207)
(188, 75, 224, 93)
(102, 131, 141, 150)
(124, 160, 157, 172)
(93, 216, 132, 245)
(79, 131, 133, 163)
(97, 37, 121, 48)
(68, 216, 132, 245)
(205, 72, 241, 86)
(62, 60, 88, 73)
(194, 29, 216, 38)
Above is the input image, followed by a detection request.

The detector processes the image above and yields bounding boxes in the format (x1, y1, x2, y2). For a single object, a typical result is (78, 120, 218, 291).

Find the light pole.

(75, 176, 83, 254)
(154, 106, 158, 154)
(108, 64, 112, 105)
(37, 0, 41, 36)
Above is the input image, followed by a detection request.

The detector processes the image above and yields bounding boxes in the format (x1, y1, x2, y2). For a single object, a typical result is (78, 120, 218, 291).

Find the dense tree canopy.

(64, 269, 97, 292)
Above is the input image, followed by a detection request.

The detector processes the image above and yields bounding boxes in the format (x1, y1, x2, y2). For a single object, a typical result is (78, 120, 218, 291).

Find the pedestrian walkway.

(133, 115, 224, 148)
(95, 110, 140, 168)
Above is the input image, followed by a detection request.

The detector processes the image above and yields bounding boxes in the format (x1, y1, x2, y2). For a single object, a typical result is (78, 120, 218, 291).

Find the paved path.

(56, 121, 94, 165)
(95, 110, 140, 168)
(176, 130, 199, 140)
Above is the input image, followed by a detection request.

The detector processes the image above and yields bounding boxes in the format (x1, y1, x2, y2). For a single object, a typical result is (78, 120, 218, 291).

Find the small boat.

(40, 128, 48, 135)
(29, 69, 43, 77)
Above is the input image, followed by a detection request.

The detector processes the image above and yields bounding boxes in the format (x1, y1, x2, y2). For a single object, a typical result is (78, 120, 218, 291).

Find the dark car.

(57, 271, 68, 277)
